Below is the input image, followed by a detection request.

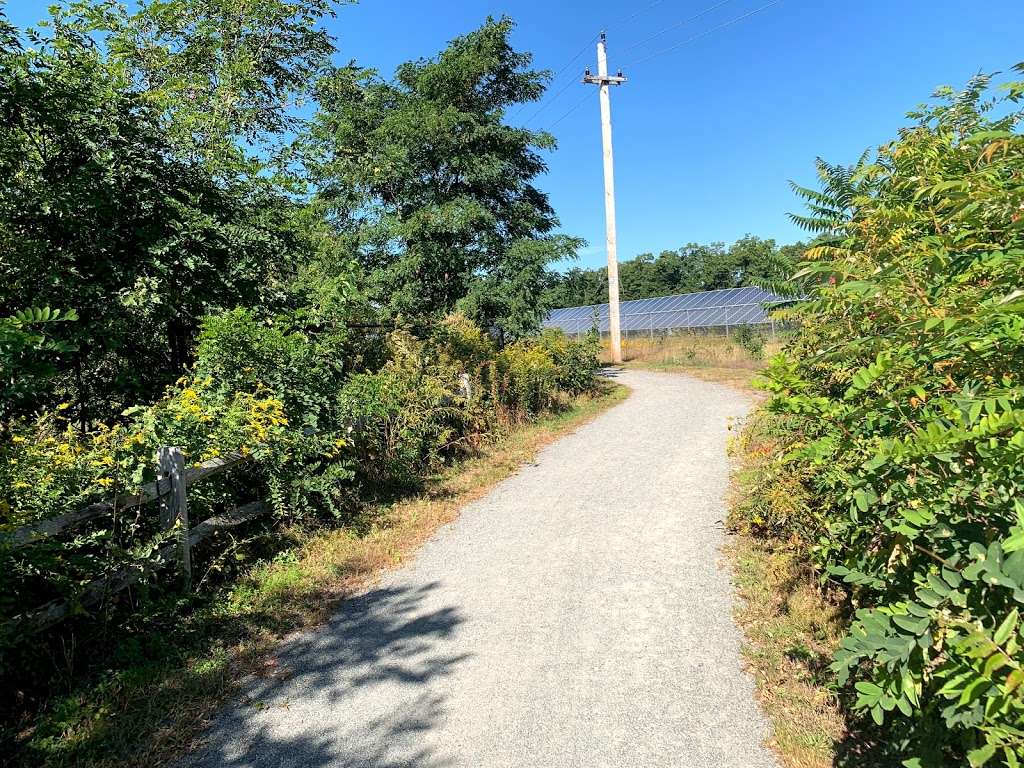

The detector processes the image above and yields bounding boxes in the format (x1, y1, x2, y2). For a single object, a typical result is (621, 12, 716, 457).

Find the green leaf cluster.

(302, 17, 573, 337)
(0, 309, 78, 431)
(735, 67, 1024, 765)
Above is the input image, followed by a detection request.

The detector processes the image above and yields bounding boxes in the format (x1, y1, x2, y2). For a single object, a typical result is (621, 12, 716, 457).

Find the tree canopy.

(543, 235, 804, 308)
(303, 17, 580, 336)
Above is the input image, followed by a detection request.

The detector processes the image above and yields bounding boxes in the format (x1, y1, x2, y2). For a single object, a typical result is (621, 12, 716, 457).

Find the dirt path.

(186, 370, 777, 768)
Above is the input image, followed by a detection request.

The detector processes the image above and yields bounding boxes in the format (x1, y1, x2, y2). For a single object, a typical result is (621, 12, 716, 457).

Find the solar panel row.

(542, 286, 787, 334)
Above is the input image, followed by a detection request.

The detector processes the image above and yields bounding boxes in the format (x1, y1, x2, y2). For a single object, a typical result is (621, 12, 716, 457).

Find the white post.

(584, 34, 626, 365)
(158, 446, 191, 590)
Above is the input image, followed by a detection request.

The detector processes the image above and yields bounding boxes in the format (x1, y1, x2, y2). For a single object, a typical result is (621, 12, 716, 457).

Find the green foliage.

(538, 328, 601, 395)
(195, 308, 345, 428)
(0, 376, 291, 639)
(304, 17, 576, 335)
(336, 346, 462, 488)
(0, 3, 597, 749)
(733, 68, 1024, 766)
(65, 0, 341, 175)
(0, 312, 595, 667)
(0, 11, 316, 423)
(0, 309, 78, 431)
(732, 325, 765, 359)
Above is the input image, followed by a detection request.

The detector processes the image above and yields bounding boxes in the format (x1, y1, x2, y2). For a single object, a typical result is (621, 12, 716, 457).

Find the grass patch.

(725, 410, 896, 767)
(603, 330, 785, 393)
(9, 381, 628, 768)
(728, 535, 847, 768)
(726, 404, 848, 767)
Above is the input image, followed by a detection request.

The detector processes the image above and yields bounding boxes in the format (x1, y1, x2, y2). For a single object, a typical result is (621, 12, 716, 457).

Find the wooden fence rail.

(1, 451, 251, 548)
(1, 447, 269, 637)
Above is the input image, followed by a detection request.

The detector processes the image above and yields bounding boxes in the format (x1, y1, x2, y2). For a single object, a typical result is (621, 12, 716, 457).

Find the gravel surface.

(186, 369, 778, 768)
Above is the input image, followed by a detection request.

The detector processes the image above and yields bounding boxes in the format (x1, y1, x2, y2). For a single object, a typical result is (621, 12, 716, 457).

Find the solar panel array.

(542, 286, 787, 334)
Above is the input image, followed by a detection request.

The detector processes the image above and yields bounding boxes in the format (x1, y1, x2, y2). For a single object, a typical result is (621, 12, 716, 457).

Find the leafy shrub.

(494, 340, 560, 417)
(0, 309, 77, 432)
(732, 325, 765, 359)
(336, 331, 465, 488)
(732, 69, 1024, 766)
(1, 312, 593, 657)
(430, 312, 498, 372)
(0, 377, 290, 642)
(539, 328, 601, 395)
(194, 308, 346, 430)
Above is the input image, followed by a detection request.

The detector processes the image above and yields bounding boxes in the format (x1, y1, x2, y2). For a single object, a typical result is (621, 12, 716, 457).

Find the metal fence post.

(158, 446, 191, 590)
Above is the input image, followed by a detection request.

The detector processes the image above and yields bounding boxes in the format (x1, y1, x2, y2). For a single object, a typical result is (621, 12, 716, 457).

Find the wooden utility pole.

(584, 32, 626, 364)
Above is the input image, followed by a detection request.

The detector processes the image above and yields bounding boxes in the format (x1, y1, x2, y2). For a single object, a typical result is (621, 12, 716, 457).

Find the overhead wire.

(508, 33, 598, 123)
(533, 0, 783, 135)
(609, 0, 668, 29)
(512, 0, 692, 128)
(521, 70, 585, 125)
(617, 0, 735, 56)
(624, 0, 784, 67)
(534, 0, 745, 131)
(547, 90, 593, 131)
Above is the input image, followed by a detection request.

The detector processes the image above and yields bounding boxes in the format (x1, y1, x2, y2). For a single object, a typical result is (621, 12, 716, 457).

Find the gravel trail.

(187, 369, 778, 768)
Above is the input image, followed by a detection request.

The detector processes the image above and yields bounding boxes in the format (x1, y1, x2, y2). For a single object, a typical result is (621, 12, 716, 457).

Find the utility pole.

(584, 32, 626, 364)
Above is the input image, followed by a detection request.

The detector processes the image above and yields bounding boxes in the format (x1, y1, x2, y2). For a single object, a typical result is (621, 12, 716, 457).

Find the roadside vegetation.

(609, 328, 781, 391)
(0, 1, 611, 762)
(729, 68, 1024, 767)
(7, 378, 624, 768)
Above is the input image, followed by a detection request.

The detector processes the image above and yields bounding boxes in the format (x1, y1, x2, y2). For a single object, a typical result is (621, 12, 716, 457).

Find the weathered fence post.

(157, 446, 191, 590)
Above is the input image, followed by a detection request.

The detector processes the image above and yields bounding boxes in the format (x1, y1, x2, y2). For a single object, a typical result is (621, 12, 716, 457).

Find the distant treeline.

(544, 235, 804, 308)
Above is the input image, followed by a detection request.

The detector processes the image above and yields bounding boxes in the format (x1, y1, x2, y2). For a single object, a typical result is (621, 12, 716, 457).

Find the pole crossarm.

(582, 73, 627, 85)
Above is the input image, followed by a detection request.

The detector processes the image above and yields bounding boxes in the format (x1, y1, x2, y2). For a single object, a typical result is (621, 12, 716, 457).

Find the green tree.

(66, 0, 340, 176)
(543, 237, 803, 308)
(305, 17, 575, 336)
(0, 11, 311, 423)
(742, 68, 1024, 765)
(728, 234, 802, 288)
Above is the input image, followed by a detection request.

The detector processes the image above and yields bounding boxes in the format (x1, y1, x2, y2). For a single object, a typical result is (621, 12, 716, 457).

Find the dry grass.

(601, 330, 783, 394)
(15, 382, 629, 768)
(724, 398, 851, 768)
(729, 536, 847, 768)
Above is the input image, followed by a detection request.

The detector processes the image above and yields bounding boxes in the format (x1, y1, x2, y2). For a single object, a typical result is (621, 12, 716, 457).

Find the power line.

(546, 90, 592, 131)
(618, 0, 735, 56)
(522, 72, 583, 125)
(610, 0, 668, 29)
(624, 0, 783, 67)
(547, 33, 601, 83)
(508, 34, 598, 123)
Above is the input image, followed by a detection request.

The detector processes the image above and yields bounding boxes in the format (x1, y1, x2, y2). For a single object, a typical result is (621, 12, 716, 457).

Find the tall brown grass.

(598, 329, 785, 370)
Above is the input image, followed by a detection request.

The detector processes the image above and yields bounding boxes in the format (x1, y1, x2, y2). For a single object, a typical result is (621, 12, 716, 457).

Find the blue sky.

(6, 0, 1024, 270)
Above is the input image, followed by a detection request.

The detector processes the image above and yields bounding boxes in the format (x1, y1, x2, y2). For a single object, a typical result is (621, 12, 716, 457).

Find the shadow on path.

(189, 581, 467, 768)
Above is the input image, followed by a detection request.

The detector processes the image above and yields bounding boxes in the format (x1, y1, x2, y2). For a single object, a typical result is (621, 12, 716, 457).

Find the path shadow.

(186, 581, 467, 768)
